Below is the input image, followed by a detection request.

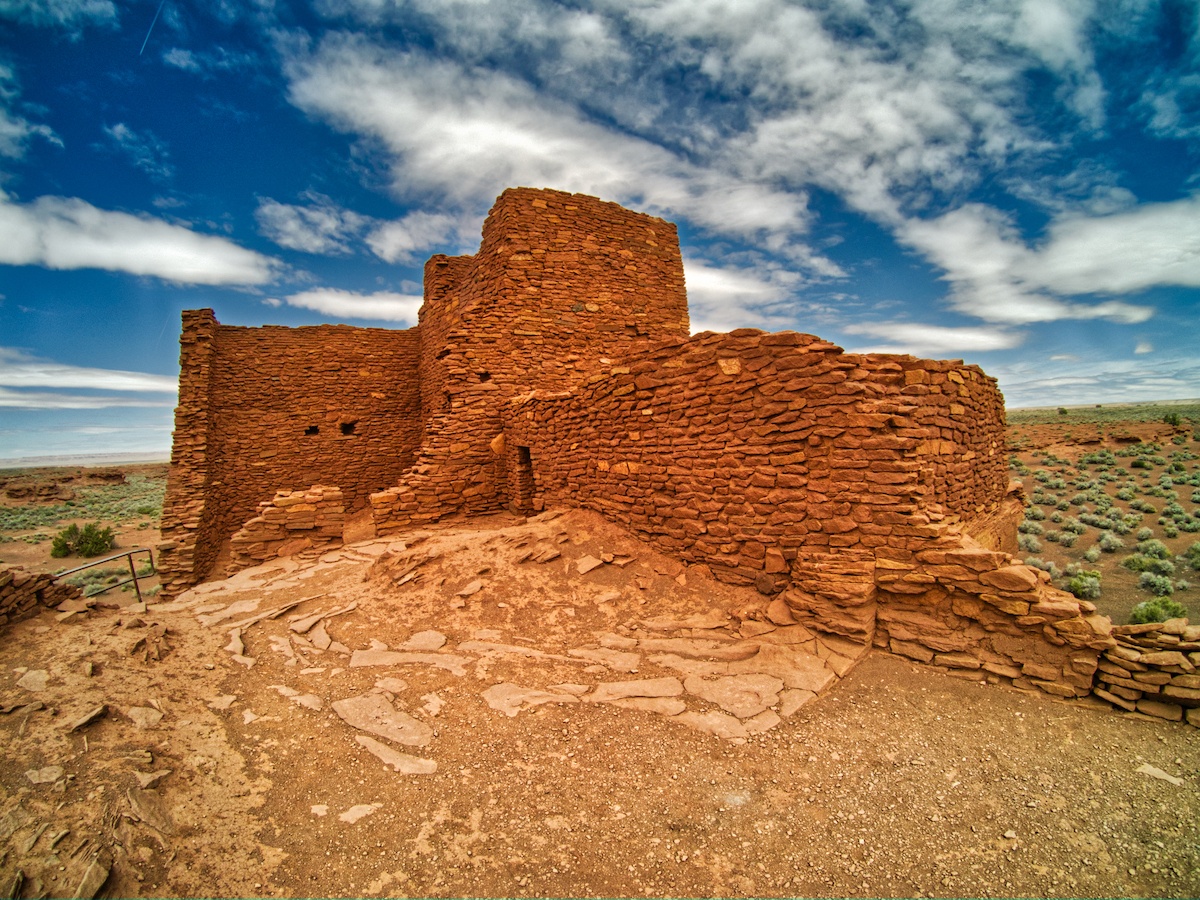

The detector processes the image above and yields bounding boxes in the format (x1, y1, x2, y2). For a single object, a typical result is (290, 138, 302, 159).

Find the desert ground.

(1, 405, 1198, 899)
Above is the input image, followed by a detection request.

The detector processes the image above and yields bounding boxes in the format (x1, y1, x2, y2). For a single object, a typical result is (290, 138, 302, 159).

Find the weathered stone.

(1136, 698, 1183, 721)
(587, 677, 684, 703)
(331, 693, 433, 746)
(683, 674, 784, 718)
(355, 735, 437, 774)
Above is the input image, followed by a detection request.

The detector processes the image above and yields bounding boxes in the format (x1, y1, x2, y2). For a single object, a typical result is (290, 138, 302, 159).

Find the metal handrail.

(52, 547, 156, 604)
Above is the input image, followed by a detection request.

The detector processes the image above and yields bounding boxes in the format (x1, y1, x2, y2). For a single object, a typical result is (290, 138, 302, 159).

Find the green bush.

(1164, 412, 1181, 427)
(49, 522, 115, 559)
(1129, 597, 1187, 623)
(1098, 532, 1124, 553)
(1138, 572, 1175, 597)
(1136, 538, 1172, 559)
(1066, 572, 1101, 601)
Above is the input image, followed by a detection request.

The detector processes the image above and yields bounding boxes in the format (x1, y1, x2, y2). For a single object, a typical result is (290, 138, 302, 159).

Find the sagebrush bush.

(50, 522, 115, 559)
(1066, 573, 1101, 600)
(1138, 572, 1175, 597)
(1129, 597, 1187, 623)
(1098, 532, 1124, 553)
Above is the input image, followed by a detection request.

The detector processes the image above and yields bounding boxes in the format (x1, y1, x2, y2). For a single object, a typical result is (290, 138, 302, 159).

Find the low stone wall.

(228, 485, 345, 574)
(1094, 618, 1200, 726)
(0, 566, 83, 629)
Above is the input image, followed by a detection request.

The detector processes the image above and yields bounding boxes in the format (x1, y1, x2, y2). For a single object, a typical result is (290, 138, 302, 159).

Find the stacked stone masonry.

(0, 565, 83, 628)
(1093, 618, 1200, 726)
(228, 485, 345, 574)
(161, 185, 1168, 716)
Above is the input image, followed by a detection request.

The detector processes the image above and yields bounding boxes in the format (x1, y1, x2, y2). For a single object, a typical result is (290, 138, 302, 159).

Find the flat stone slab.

(16, 669, 49, 692)
(482, 683, 581, 717)
(339, 803, 382, 824)
(127, 787, 176, 834)
(457, 641, 578, 663)
(727, 643, 837, 693)
(356, 735, 437, 774)
(586, 677, 684, 703)
(684, 674, 784, 719)
(331, 693, 433, 747)
(400, 630, 447, 651)
(675, 710, 748, 742)
(641, 610, 732, 631)
(25, 766, 64, 785)
(636, 638, 760, 661)
(576, 555, 605, 574)
(349, 650, 470, 676)
(127, 707, 164, 729)
(568, 648, 641, 672)
(606, 697, 686, 716)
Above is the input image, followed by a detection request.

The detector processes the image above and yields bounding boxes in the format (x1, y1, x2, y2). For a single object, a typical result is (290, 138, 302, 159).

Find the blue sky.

(1, 0, 1198, 459)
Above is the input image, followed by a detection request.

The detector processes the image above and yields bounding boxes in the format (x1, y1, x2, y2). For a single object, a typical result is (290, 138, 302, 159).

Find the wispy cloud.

(271, 288, 422, 324)
(282, 34, 820, 261)
(102, 122, 173, 182)
(0, 63, 60, 159)
(0, 192, 279, 284)
(255, 192, 369, 255)
(842, 322, 1024, 357)
(0, 347, 176, 409)
(0, 0, 117, 31)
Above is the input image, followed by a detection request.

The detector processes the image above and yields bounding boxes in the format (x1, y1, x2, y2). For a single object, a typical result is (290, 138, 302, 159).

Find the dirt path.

(2, 510, 1198, 898)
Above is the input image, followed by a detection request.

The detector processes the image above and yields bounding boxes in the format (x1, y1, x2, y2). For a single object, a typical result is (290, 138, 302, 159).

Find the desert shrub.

(1177, 579, 1190, 591)
(1129, 597, 1186, 623)
(1165, 525, 1180, 538)
(1018, 534, 1043, 553)
(1066, 572, 1102, 600)
(1018, 520, 1044, 535)
(1164, 412, 1181, 427)
(1136, 527, 1154, 541)
(1136, 538, 1171, 559)
(1058, 533, 1078, 548)
(1131, 458, 1152, 469)
(1138, 572, 1175, 596)
(1130, 499, 1157, 514)
(1025, 507, 1046, 521)
(1098, 532, 1124, 553)
(1084, 547, 1101, 563)
(1056, 499, 1071, 511)
(1062, 518, 1088, 535)
(1116, 488, 1136, 501)
(1024, 557, 1062, 579)
(1044, 529, 1063, 543)
(1122, 555, 1176, 577)
(50, 522, 115, 559)
(1050, 511, 1065, 523)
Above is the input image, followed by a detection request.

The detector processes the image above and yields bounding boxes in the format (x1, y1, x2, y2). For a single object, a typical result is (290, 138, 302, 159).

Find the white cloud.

(1023, 196, 1200, 295)
(842, 322, 1024, 356)
(276, 288, 422, 324)
(0, 348, 176, 410)
(0, 387, 175, 409)
(366, 210, 478, 264)
(0, 192, 279, 284)
(683, 258, 794, 334)
(0, 347, 177, 392)
(255, 193, 369, 255)
(0, 63, 60, 159)
(102, 122, 173, 182)
(994, 354, 1200, 407)
(897, 204, 1158, 325)
(282, 34, 817, 254)
(0, 0, 116, 30)
(1135, 341, 1154, 355)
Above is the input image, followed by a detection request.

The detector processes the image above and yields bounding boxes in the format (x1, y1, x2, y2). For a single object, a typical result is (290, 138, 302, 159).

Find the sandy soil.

(2, 508, 1198, 899)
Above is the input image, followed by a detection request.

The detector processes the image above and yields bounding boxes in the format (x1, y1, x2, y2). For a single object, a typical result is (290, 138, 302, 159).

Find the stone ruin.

(156, 185, 1155, 711)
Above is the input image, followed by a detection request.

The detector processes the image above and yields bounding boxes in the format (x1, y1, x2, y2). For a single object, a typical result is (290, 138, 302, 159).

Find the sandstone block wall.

(371, 188, 691, 534)
(228, 485, 345, 574)
(502, 327, 1110, 697)
(504, 328, 1006, 586)
(0, 565, 83, 629)
(159, 312, 422, 594)
(1094, 619, 1200, 725)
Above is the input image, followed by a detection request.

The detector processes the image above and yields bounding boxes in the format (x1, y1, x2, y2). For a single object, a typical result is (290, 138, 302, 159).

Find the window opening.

(340, 421, 358, 435)
(304, 425, 320, 436)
